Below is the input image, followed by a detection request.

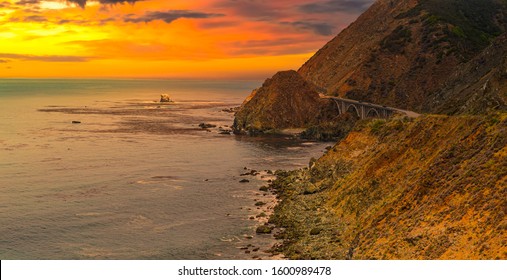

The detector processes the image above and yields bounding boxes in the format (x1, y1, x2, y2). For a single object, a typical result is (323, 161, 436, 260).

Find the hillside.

(234, 0, 507, 137)
(269, 114, 507, 259)
(233, 70, 325, 134)
(298, 0, 507, 112)
(432, 34, 507, 114)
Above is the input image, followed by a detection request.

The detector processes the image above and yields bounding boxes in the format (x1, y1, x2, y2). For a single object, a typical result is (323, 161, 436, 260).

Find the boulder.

(256, 225, 273, 234)
(199, 123, 216, 129)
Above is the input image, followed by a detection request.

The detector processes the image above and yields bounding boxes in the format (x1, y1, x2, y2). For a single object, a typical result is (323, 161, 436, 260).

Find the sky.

(0, 0, 374, 78)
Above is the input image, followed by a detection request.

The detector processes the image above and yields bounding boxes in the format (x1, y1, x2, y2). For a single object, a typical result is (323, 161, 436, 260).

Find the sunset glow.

(0, 0, 372, 78)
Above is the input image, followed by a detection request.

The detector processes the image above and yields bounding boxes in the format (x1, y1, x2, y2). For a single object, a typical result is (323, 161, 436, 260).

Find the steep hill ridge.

(298, 0, 507, 112)
(270, 114, 507, 259)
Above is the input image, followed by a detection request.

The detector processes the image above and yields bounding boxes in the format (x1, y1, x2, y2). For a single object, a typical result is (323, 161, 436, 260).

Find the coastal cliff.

(269, 114, 507, 259)
(234, 0, 507, 259)
(233, 70, 324, 134)
(233, 70, 356, 139)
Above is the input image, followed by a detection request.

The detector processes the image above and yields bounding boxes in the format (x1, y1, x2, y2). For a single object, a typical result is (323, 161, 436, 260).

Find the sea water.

(0, 79, 330, 259)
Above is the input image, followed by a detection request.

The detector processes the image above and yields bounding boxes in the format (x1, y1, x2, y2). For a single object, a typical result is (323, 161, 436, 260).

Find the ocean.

(0, 79, 330, 259)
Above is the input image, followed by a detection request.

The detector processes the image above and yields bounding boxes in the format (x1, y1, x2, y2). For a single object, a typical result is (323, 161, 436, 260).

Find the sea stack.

(160, 94, 173, 102)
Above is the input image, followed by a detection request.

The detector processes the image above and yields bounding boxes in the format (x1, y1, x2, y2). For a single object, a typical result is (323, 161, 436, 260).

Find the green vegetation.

(408, 0, 506, 58)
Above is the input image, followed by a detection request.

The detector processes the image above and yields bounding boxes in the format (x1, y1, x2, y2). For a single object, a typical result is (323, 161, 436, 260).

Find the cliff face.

(298, 0, 507, 112)
(233, 70, 334, 134)
(270, 114, 507, 259)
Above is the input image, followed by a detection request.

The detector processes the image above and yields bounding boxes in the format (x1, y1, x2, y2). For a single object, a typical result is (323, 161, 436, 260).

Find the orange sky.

(0, 0, 372, 78)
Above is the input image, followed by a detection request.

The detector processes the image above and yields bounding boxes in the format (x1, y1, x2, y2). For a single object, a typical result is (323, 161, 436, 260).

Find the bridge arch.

(366, 108, 380, 118)
(332, 100, 342, 115)
(346, 104, 360, 118)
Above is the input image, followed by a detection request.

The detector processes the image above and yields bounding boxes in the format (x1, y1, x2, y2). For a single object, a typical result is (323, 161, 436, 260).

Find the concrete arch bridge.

(322, 96, 420, 119)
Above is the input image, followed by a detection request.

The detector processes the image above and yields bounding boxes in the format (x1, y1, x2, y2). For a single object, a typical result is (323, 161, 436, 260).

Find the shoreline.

(236, 168, 286, 260)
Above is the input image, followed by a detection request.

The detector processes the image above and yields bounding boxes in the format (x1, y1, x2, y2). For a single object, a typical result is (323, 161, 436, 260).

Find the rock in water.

(160, 94, 173, 102)
(199, 123, 216, 129)
(256, 225, 273, 234)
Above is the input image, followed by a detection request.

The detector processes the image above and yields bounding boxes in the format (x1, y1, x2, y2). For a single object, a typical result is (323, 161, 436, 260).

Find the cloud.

(0, 1, 11, 8)
(0, 59, 9, 63)
(223, 37, 325, 56)
(0, 53, 93, 62)
(22, 15, 48, 22)
(67, 0, 142, 9)
(15, 0, 40, 5)
(284, 21, 335, 36)
(125, 10, 224, 24)
(214, 0, 283, 20)
(299, 0, 374, 14)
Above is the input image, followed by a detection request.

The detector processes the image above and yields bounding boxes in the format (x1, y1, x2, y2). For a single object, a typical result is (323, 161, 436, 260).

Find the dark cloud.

(224, 37, 324, 56)
(299, 0, 374, 14)
(56, 17, 114, 25)
(15, 0, 40, 5)
(0, 53, 93, 62)
(214, 0, 282, 20)
(67, 0, 142, 9)
(125, 10, 224, 24)
(0, 59, 9, 63)
(284, 21, 335, 36)
(23, 15, 48, 22)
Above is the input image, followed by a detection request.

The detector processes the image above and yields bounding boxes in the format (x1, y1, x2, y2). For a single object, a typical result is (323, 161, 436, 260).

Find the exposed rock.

(256, 225, 273, 234)
(199, 123, 216, 129)
(239, 179, 250, 183)
(259, 186, 269, 192)
(72, 121, 81, 124)
(160, 94, 173, 103)
(309, 228, 322, 236)
(256, 212, 267, 218)
(241, 170, 259, 176)
(222, 107, 239, 113)
(233, 70, 334, 134)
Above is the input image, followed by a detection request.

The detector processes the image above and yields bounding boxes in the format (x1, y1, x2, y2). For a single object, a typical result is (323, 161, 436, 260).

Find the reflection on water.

(0, 79, 331, 259)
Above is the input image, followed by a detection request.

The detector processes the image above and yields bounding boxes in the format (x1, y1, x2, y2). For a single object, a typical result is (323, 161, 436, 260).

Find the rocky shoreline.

(235, 167, 286, 260)
(265, 169, 346, 259)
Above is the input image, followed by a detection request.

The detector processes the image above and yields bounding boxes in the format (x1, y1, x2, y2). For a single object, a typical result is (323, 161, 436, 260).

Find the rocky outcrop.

(233, 70, 335, 134)
(160, 94, 173, 102)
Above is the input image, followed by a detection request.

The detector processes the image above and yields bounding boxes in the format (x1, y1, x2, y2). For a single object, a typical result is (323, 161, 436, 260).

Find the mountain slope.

(298, 0, 507, 112)
(270, 114, 507, 259)
(432, 34, 507, 114)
